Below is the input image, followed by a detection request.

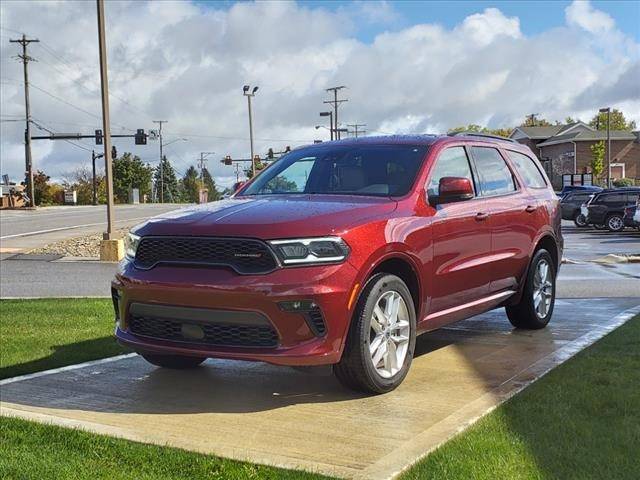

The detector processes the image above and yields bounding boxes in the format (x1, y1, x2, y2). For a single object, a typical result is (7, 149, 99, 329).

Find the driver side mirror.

(431, 177, 474, 205)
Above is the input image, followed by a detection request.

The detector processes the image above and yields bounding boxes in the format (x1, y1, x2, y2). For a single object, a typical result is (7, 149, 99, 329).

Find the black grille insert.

(129, 315, 278, 348)
(134, 236, 278, 274)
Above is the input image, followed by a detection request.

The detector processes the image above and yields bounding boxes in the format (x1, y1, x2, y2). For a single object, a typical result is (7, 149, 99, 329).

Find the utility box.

(129, 188, 140, 204)
(64, 190, 77, 205)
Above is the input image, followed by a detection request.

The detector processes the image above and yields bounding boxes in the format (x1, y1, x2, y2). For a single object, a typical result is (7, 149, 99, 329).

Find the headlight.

(124, 232, 141, 259)
(268, 237, 349, 266)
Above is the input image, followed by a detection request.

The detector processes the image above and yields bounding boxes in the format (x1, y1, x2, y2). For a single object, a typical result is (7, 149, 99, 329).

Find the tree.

(153, 156, 179, 203)
(112, 152, 153, 203)
(33, 170, 63, 206)
(448, 124, 512, 138)
(244, 160, 269, 179)
(519, 115, 552, 127)
(181, 166, 200, 203)
(589, 109, 636, 131)
(62, 167, 106, 205)
(590, 141, 605, 182)
(201, 167, 221, 201)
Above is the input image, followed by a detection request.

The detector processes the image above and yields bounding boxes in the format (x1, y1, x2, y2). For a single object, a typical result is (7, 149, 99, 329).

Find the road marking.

(0, 353, 137, 386)
(0, 216, 151, 240)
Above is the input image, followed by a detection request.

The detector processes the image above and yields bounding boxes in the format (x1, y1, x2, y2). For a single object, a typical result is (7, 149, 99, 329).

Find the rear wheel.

(573, 212, 587, 227)
(506, 249, 555, 330)
(141, 353, 206, 369)
(334, 273, 416, 394)
(606, 214, 625, 232)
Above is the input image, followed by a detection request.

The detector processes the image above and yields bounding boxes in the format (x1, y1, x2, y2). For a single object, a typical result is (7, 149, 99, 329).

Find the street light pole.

(96, 0, 115, 239)
(319, 111, 333, 140)
(243, 85, 259, 177)
(599, 107, 611, 188)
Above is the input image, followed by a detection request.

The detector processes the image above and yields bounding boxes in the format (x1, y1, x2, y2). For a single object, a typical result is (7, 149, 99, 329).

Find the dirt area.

(29, 228, 128, 258)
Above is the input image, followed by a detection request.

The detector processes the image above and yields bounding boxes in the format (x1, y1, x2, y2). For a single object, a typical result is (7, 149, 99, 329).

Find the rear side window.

(570, 193, 591, 203)
(507, 150, 547, 188)
(427, 147, 475, 197)
(628, 192, 639, 203)
(598, 193, 625, 204)
(470, 147, 516, 196)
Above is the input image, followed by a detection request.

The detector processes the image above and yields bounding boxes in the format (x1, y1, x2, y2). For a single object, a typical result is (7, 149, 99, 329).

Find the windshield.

(240, 145, 428, 197)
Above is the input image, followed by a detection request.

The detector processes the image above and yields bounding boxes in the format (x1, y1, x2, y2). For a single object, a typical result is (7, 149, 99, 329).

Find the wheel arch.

(508, 234, 559, 306)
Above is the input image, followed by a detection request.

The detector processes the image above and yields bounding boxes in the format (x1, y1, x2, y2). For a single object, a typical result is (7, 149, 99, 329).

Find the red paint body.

(113, 135, 562, 366)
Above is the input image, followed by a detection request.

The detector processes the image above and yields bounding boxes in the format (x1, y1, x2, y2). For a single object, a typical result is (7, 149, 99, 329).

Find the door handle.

(475, 212, 489, 221)
(525, 205, 536, 213)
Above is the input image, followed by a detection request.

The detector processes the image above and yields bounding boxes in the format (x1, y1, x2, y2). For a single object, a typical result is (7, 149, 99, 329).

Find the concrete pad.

(2, 298, 639, 479)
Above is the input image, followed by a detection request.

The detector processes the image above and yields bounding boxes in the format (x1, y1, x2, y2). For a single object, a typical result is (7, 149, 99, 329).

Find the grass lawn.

(0, 298, 127, 379)
(1, 299, 638, 479)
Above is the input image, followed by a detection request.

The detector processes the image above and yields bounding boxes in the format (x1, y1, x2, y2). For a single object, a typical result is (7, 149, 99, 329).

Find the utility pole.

(10, 34, 39, 207)
(96, 0, 115, 240)
(324, 86, 347, 140)
(347, 123, 367, 138)
(198, 152, 215, 182)
(153, 120, 167, 203)
(243, 85, 259, 177)
(526, 113, 540, 127)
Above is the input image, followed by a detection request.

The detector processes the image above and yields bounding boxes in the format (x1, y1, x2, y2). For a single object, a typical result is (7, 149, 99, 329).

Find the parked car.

(113, 134, 562, 393)
(558, 185, 602, 199)
(561, 190, 597, 227)
(583, 188, 640, 232)
(623, 200, 640, 230)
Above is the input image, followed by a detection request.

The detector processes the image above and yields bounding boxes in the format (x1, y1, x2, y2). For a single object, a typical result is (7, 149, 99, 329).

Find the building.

(510, 121, 639, 189)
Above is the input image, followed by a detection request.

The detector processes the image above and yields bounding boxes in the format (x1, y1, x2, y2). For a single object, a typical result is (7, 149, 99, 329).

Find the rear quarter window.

(507, 150, 547, 188)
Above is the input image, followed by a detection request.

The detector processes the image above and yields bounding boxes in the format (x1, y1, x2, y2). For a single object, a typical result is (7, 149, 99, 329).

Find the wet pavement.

(2, 298, 639, 479)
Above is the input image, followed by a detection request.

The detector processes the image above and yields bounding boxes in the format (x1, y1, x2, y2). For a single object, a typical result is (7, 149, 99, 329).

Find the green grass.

(0, 416, 329, 480)
(0, 298, 128, 379)
(1, 299, 638, 479)
(401, 313, 640, 480)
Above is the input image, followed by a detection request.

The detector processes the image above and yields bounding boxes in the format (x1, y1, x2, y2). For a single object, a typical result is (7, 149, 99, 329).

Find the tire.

(141, 353, 206, 369)
(605, 214, 625, 232)
(506, 249, 556, 330)
(334, 273, 416, 394)
(573, 212, 588, 227)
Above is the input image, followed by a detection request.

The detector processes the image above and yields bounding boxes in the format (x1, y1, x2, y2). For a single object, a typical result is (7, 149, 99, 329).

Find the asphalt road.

(0, 220, 637, 298)
(0, 204, 185, 252)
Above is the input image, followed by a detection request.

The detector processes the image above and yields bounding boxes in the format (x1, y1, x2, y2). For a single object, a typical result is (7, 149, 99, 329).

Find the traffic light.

(267, 148, 274, 159)
(95, 129, 103, 145)
(134, 129, 147, 145)
(223, 155, 233, 165)
(111, 146, 117, 160)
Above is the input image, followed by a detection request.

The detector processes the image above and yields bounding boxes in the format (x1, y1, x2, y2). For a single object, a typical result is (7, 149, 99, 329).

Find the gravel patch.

(29, 228, 128, 258)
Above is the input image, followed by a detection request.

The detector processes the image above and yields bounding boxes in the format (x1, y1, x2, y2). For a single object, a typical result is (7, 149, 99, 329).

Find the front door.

(428, 146, 492, 317)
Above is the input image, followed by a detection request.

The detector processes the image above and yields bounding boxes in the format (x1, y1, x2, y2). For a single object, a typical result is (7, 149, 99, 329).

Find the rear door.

(428, 145, 492, 316)
(468, 146, 534, 294)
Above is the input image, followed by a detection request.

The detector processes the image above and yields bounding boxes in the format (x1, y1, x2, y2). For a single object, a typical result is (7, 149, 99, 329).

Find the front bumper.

(112, 259, 359, 366)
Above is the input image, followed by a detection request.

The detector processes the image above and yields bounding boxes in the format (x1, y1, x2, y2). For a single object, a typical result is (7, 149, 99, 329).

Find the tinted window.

(570, 193, 591, 203)
(242, 145, 428, 197)
(470, 147, 516, 196)
(598, 193, 626, 204)
(508, 150, 547, 188)
(427, 147, 475, 197)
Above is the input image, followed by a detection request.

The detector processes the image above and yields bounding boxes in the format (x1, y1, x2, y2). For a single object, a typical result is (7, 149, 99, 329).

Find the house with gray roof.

(510, 122, 639, 189)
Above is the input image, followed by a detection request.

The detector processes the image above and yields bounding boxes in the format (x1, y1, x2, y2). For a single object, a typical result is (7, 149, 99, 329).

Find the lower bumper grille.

(129, 315, 279, 348)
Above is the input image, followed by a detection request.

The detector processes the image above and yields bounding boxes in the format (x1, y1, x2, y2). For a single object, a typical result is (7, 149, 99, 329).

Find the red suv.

(113, 134, 562, 393)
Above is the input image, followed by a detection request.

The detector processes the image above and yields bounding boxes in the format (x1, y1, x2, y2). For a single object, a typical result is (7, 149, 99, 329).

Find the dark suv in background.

(583, 187, 640, 232)
(561, 190, 600, 227)
(113, 133, 562, 393)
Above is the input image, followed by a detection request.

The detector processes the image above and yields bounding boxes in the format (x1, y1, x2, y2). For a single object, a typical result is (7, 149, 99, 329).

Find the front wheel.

(573, 213, 588, 227)
(606, 214, 625, 232)
(334, 273, 416, 394)
(141, 353, 206, 369)
(506, 249, 556, 329)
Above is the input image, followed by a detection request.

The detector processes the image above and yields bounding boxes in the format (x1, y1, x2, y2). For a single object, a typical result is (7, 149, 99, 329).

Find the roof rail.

(448, 131, 517, 143)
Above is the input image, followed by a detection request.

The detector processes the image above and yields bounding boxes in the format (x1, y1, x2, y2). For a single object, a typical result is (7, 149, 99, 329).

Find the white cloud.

(1, 0, 638, 187)
(566, 0, 615, 34)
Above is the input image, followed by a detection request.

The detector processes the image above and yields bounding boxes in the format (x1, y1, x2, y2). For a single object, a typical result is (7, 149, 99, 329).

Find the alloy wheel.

(369, 290, 411, 378)
(607, 216, 623, 231)
(533, 259, 553, 319)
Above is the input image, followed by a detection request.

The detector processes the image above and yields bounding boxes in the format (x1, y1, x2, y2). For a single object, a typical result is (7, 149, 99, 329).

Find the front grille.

(134, 236, 278, 274)
(129, 315, 279, 348)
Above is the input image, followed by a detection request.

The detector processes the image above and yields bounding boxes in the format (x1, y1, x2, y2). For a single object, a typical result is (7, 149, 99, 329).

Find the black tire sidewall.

(573, 213, 587, 227)
(355, 274, 417, 392)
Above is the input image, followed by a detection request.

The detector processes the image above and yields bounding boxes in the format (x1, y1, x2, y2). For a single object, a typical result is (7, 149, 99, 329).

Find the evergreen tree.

(202, 167, 221, 201)
(153, 155, 179, 203)
(113, 152, 153, 203)
(181, 166, 200, 203)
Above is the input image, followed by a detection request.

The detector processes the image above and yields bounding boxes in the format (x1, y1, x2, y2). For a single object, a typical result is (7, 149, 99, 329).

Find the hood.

(133, 195, 397, 239)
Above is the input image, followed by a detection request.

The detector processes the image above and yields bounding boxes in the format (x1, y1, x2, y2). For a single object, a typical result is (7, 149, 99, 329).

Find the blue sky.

(203, 0, 640, 42)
